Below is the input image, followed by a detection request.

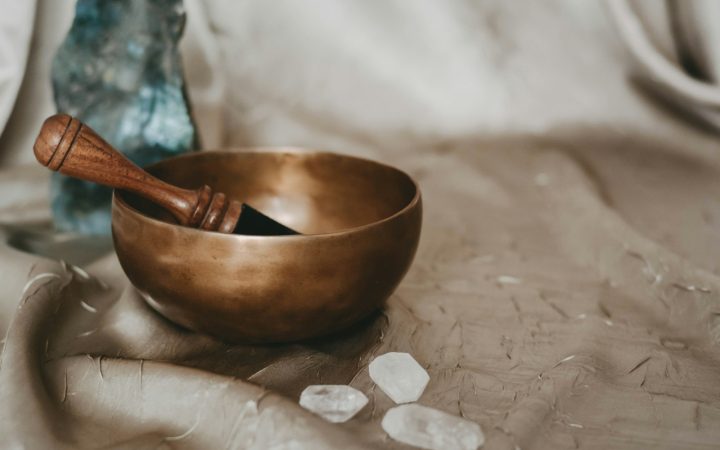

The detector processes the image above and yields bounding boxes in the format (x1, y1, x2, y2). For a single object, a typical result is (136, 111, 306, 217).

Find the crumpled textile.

(2, 132, 720, 449)
(0, 0, 35, 139)
(609, 0, 720, 129)
(1, 1, 720, 449)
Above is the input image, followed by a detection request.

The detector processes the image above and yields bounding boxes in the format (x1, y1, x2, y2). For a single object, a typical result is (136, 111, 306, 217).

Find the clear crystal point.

(369, 352, 429, 404)
(299, 385, 368, 423)
(382, 404, 485, 450)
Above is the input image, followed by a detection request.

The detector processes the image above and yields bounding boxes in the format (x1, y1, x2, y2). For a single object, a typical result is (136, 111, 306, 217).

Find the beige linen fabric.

(1, 1, 720, 449)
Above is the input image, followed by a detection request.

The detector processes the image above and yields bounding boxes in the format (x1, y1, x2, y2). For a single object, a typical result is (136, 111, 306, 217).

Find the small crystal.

(369, 352, 429, 404)
(382, 404, 485, 450)
(299, 385, 368, 423)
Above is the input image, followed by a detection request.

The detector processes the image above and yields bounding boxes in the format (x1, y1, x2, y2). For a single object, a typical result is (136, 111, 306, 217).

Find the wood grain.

(33, 114, 240, 231)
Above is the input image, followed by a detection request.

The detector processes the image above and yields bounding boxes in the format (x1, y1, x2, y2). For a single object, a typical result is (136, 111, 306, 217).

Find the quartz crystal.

(299, 385, 369, 423)
(382, 404, 485, 450)
(51, 0, 197, 235)
(369, 352, 429, 404)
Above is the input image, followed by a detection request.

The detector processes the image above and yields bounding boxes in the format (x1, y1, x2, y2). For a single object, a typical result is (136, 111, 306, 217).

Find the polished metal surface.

(112, 150, 422, 343)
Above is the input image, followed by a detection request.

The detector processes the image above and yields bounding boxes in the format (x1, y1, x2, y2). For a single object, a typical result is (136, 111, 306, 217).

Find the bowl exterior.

(111, 152, 421, 343)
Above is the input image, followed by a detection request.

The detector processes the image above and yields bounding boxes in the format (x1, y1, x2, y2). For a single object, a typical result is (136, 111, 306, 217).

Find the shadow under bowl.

(111, 149, 422, 343)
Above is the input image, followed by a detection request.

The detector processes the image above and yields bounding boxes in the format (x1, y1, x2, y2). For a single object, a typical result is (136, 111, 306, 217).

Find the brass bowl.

(111, 150, 422, 343)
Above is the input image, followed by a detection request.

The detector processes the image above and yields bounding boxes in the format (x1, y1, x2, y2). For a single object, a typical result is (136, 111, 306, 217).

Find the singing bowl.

(111, 149, 422, 343)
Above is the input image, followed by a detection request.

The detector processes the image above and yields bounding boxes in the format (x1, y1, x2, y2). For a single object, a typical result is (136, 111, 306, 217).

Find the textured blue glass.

(51, 0, 197, 235)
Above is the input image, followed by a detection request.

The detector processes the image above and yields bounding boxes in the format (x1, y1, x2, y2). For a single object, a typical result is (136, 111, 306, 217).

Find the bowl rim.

(112, 147, 422, 240)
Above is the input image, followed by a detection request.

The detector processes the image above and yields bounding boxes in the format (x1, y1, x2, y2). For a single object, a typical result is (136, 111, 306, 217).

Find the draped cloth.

(1, 1, 720, 448)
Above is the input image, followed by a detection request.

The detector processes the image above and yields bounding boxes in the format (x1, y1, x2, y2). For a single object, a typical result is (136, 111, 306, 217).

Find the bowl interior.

(119, 150, 418, 234)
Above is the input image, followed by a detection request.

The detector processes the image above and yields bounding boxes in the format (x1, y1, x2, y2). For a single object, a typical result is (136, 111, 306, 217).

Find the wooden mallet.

(33, 114, 298, 235)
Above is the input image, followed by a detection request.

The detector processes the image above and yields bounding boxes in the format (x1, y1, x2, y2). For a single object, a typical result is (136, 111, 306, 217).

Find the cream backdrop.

(1, 1, 720, 449)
